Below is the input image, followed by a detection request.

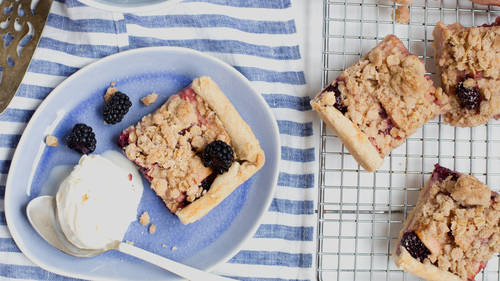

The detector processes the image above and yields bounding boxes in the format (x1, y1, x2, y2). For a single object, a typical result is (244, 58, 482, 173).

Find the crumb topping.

(404, 169, 500, 280)
(141, 93, 159, 106)
(395, 6, 410, 24)
(315, 35, 448, 156)
(121, 87, 231, 213)
(104, 86, 117, 102)
(149, 224, 156, 234)
(139, 212, 150, 226)
(433, 20, 500, 126)
(45, 135, 59, 147)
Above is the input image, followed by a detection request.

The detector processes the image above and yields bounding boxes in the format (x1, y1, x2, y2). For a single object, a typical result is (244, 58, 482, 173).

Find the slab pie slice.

(119, 76, 265, 224)
(393, 164, 500, 281)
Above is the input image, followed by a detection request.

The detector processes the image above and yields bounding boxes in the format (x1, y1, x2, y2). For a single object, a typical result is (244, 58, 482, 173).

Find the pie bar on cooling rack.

(118, 76, 265, 225)
(393, 164, 500, 281)
(310, 35, 449, 172)
(433, 17, 500, 127)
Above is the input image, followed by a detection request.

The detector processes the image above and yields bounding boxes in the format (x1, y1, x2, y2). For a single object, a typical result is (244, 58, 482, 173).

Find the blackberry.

(200, 173, 217, 191)
(103, 91, 132, 124)
(201, 140, 234, 174)
(456, 81, 481, 110)
(401, 231, 431, 262)
(66, 123, 96, 154)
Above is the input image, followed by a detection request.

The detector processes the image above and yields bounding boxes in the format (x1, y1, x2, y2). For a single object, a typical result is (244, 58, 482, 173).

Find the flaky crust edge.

(176, 76, 265, 224)
(310, 86, 384, 172)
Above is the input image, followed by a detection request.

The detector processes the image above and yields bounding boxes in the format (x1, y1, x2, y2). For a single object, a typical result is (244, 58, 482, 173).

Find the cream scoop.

(56, 154, 142, 250)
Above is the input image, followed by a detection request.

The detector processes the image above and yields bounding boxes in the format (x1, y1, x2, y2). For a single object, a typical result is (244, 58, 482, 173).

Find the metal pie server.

(0, 0, 53, 114)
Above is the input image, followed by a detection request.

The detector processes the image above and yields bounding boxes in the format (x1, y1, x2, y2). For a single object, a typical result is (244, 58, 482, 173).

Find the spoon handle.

(118, 242, 234, 281)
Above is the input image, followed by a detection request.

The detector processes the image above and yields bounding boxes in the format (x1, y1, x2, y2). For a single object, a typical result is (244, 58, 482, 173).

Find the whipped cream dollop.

(56, 154, 143, 250)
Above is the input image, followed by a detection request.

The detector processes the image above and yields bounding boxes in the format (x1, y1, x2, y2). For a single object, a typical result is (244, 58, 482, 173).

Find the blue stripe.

(0, 135, 21, 148)
(46, 14, 126, 33)
(277, 120, 312, 137)
(0, 109, 33, 123)
(262, 94, 311, 111)
(0, 160, 10, 174)
(269, 198, 314, 215)
(124, 14, 296, 35)
(28, 60, 78, 77)
(128, 37, 300, 61)
(255, 224, 313, 241)
(0, 238, 19, 252)
(229, 250, 312, 268)
(38, 37, 118, 59)
(0, 212, 5, 225)
(234, 66, 305, 84)
(16, 84, 53, 99)
(277, 172, 314, 188)
(182, 0, 291, 8)
(0, 185, 4, 198)
(0, 264, 79, 280)
(281, 146, 314, 162)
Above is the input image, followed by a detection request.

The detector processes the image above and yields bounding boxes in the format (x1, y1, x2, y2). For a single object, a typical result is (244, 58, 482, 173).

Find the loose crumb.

(45, 135, 59, 147)
(126, 240, 134, 245)
(149, 224, 156, 234)
(141, 93, 159, 106)
(104, 86, 117, 102)
(139, 212, 150, 226)
(395, 6, 410, 24)
(171, 246, 177, 251)
(162, 244, 167, 248)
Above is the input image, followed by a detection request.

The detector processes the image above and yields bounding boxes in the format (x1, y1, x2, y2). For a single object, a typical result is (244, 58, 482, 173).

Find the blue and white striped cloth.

(0, 0, 316, 280)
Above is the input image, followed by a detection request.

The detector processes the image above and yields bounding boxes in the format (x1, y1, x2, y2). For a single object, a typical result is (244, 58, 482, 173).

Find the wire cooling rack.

(316, 0, 500, 280)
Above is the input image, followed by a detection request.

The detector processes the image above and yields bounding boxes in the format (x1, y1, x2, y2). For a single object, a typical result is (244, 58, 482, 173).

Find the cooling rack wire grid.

(315, 0, 500, 280)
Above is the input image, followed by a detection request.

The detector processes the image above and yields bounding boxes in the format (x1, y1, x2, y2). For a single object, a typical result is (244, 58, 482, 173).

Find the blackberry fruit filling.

(456, 81, 481, 110)
(401, 231, 431, 262)
(103, 91, 132, 124)
(432, 163, 460, 182)
(66, 123, 97, 154)
(201, 140, 235, 174)
(200, 173, 217, 191)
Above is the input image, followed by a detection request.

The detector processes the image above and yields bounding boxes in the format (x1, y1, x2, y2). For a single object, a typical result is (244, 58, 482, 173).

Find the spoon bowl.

(26, 195, 233, 281)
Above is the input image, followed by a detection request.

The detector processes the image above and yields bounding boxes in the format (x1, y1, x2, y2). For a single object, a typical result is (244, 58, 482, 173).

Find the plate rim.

(4, 46, 281, 280)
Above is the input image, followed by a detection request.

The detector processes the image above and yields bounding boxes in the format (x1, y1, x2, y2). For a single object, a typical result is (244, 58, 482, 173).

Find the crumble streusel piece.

(394, 164, 500, 281)
(119, 77, 265, 224)
(141, 93, 159, 106)
(311, 35, 449, 172)
(433, 18, 500, 127)
(139, 212, 150, 226)
(45, 135, 59, 147)
(395, 6, 410, 24)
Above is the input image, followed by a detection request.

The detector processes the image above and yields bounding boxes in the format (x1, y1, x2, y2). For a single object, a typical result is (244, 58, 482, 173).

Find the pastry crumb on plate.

(45, 135, 59, 147)
(139, 212, 150, 226)
(141, 93, 158, 106)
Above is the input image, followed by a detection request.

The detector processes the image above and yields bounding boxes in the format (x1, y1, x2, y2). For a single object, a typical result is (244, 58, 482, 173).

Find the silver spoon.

(27, 195, 234, 281)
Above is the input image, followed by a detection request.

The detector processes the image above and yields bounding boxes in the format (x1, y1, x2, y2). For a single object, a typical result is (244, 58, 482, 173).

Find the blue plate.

(4, 47, 280, 280)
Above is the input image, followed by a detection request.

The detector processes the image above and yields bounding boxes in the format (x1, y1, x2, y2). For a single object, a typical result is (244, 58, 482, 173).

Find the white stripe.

(239, 237, 314, 254)
(259, 212, 316, 227)
(51, 1, 124, 21)
(0, 122, 26, 136)
(278, 162, 315, 177)
(0, 252, 35, 267)
(214, 263, 312, 280)
(43, 25, 124, 46)
(8, 97, 41, 111)
(135, 2, 294, 22)
(272, 108, 314, 123)
(22, 73, 67, 89)
(0, 226, 12, 238)
(279, 135, 315, 149)
(35, 48, 96, 69)
(0, 148, 14, 161)
(251, 81, 308, 94)
(273, 181, 316, 201)
(126, 24, 299, 46)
